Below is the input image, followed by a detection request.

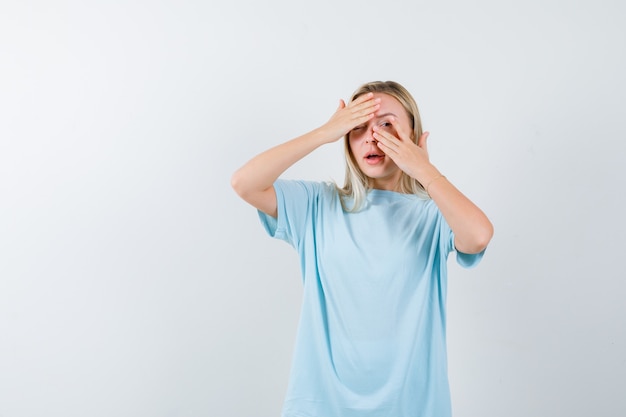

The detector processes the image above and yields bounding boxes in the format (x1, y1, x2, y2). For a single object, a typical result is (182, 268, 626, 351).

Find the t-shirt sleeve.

(257, 179, 321, 249)
(452, 232, 485, 268)
(440, 213, 486, 269)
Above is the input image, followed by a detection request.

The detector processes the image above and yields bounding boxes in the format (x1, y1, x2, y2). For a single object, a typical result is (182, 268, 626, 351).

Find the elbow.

(230, 169, 247, 199)
(458, 222, 494, 254)
(472, 222, 494, 253)
(231, 169, 267, 203)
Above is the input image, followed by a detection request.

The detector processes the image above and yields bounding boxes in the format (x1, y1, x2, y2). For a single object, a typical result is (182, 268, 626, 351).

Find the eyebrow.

(375, 112, 397, 119)
(351, 112, 399, 130)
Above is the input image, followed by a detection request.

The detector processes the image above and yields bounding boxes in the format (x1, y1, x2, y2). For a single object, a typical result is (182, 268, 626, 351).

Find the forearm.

(420, 166, 494, 254)
(232, 93, 380, 216)
(231, 127, 331, 198)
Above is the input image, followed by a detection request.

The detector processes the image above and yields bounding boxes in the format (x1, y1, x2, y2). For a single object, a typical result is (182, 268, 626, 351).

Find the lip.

(364, 154, 385, 165)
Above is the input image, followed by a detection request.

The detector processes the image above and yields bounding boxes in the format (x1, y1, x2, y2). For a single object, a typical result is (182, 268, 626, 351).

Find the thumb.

(418, 131, 430, 150)
(337, 99, 346, 110)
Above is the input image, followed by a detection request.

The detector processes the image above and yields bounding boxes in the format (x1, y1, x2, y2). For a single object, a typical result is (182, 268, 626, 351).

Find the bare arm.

(231, 93, 381, 217)
(418, 167, 493, 254)
(373, 121, 494, 254)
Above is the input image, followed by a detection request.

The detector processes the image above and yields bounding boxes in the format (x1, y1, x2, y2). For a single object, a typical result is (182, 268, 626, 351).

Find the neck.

(369, 175, 402, 192)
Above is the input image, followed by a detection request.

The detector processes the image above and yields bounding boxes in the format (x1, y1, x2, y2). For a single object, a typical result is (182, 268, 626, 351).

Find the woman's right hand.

(231, 92, 380, 218)
(320, 92, 381, 142)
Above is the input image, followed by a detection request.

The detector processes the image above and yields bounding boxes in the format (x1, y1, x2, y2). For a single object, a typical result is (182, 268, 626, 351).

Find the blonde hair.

(337, 80, 429, 211)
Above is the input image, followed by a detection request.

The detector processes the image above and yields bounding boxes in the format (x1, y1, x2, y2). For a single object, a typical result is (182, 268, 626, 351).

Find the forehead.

(371, 93, 408, 119)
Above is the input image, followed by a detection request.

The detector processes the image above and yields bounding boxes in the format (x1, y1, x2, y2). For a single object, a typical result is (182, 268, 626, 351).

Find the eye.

(379, 121, 392, 128)
(352, 125, 365, 132)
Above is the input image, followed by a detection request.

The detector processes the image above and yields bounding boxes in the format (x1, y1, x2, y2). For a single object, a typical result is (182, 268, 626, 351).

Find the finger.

(387, 117, 411, 142)
(350, 93, 380, 110)
(350, 98, 381, 117)
(417, 131, 430, 150)
(353, 112, 376, 126)
(348, 106, 380, 125)
(374, 137, 398, 157)
(375, 139, 387, 151)
(350, 92, 375, 106)
(372, 129, 399, 150)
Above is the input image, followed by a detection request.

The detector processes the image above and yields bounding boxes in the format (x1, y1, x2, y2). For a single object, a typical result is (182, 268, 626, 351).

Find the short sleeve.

(258, 179, 322, 248)
(453, 232, 486, 269)
(440, 213, 486, 269)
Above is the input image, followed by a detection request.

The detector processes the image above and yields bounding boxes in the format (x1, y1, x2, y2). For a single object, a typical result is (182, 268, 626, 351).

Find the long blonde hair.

(337, 81, 429, 211)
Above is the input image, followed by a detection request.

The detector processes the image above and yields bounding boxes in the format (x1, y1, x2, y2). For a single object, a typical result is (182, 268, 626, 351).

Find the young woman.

(231, 80, 493, 417)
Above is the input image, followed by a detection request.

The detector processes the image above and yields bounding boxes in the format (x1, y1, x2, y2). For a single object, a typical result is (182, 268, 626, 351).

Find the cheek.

(347, 136, 356, 155)
(347, 138, 364, 163)
(348, 133, 363, 149)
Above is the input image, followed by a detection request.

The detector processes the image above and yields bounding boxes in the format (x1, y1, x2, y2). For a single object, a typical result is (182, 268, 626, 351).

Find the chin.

(361, 166, 397, 179)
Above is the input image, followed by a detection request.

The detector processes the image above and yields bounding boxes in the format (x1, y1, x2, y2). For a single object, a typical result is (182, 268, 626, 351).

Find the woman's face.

(348, 93, 412, 190)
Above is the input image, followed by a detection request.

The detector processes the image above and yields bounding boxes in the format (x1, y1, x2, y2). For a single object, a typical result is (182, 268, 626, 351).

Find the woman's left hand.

(372, 118, 431, 180)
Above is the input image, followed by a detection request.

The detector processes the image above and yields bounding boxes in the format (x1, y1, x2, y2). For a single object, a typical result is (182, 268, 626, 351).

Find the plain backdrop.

(1, 0, 625, 416)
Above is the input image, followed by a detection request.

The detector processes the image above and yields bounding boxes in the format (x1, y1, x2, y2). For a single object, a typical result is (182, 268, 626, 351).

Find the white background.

(1, 0, 625, 416)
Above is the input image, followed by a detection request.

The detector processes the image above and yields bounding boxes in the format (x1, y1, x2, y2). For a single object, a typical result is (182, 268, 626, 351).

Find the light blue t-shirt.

(258, 180, 484, 417)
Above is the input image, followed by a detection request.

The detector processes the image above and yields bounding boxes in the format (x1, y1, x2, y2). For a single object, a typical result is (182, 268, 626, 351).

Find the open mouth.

(365, 153, 385, 164)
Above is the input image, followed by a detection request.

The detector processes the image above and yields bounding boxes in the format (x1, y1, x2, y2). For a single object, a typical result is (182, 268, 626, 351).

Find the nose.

(365, 128, 377, 144)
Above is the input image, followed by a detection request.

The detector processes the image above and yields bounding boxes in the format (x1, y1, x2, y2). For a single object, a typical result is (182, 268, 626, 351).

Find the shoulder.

(275, 179, 338, 198)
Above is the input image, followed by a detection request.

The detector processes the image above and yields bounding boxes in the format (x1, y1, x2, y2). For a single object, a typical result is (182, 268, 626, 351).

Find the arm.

(373, 122, 494, 254)
(417, 166, 493, 254)
(231, 93, 381, 218)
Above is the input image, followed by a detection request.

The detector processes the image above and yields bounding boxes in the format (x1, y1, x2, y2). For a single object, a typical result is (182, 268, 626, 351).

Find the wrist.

(306, 126, 339, 146)
(315, 123, 347, 144)
(416, 165, 441, 185)
(415, 165, 447, 195)
(424, 174, 447, 196)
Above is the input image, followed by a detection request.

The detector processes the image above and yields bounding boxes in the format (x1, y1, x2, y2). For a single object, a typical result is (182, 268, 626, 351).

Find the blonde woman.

(231, 81, 493, 417)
